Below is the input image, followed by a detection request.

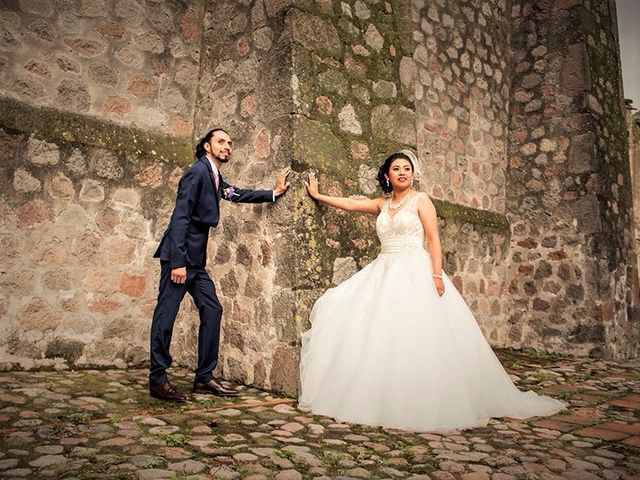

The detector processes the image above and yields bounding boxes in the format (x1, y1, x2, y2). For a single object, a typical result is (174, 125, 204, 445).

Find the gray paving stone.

(4, 468, 32, 477)
(168, 459, 206, 473)
(29, 455, 67, 467)
(34, 445, 64, 454)
(137, 468, 175, 479)
(210, 465, 241, 479)
(274, 469, 302, 480)
(0, 459, 19, 469)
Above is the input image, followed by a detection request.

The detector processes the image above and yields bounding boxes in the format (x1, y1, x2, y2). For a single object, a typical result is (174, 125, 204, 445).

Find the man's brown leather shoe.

(192, 378, 239, 397)
(149, 381, 187, 402)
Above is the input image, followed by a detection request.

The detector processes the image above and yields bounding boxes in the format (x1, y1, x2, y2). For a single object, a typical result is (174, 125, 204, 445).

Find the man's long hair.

(194, 128, 228, 159)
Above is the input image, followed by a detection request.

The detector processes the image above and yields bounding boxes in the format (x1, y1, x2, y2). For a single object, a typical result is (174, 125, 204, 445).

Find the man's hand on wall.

(274, 167, 291, 197)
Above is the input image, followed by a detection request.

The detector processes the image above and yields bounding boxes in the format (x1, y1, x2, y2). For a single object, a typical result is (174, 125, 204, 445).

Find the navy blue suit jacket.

(154, 156, 274, 268)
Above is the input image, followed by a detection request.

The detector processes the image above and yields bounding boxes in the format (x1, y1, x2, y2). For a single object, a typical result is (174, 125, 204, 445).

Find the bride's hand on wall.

(304, 172, 320, 199)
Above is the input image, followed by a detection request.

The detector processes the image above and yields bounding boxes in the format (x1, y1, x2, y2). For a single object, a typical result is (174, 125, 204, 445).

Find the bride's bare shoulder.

(416, 192, 436, 214)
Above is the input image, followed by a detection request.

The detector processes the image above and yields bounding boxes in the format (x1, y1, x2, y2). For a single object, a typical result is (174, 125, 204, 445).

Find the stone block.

(338, 104, 362, 135)
(18, 298, 61, 333)
(80, 180, 105, 203)
(373, 80, 397, 99)
(44, 268, 73, 291)
(127, 75, 159, 99)
(111, 188, 141, 209)
(371, 104, 417, 146)
(56, 79, 91, 112)
(24, 60, 52, 80)
(4, 73, 46, 100)
(63, 38, 107, 58)
(269, 344, 299, 396)
(56, 55, 81, 73)
(567, 132, 597, 173)
(292, 117, 347, 175)
(96, 21, 126, 39)
(254, 128, 271, 159)
(331, 257, 357, 286)
(13, 168, 41, 193)
(47, 173, 75, 201)
(180, 7, 200, 44)
(27, 137, 60, 166)
(57, 204, 88, 226)
(88, 296, 123, 314)
(135, 31, 164, 54)
(104, 236, 136, 264)
(286, 9, 342, 57)
(273, 288, 296, 341)
(16, 199, 53, 228)
(83, 268, 112, 293)
(118, 272, 147, 298)
(89, 149, 124, 180)
(135, 164, 163, 188)
(554, 0, 583, 10)
(570, 194, 602, 234)
(88, 62, 119, 87)
(222, 322, 245, 351)
(318, 69, 349, 96)
(115, 44, 144, 68)
(561, 43, 588, 92)
(45, 338, 84, 364)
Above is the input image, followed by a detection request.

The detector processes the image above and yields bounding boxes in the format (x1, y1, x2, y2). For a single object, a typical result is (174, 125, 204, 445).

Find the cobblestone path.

(1, 350, 638, 479)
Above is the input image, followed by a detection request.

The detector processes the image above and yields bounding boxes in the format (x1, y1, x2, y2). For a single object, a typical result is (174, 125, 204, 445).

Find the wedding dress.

(298, 193, 566, 432)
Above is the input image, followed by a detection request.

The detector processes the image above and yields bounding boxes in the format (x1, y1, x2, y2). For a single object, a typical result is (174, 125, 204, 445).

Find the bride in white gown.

(298, 150, 566, 432)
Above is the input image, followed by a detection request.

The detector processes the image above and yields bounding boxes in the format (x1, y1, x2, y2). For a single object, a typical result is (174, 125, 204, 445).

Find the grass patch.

(531, 369, 558, 382)
(168, 474, 188, 480)
(320, 450, 351, 468)
(557, 391, 575, 400)
(144, 457, 162, 468)
(67, 411, 92, 424)
(108, 414, 122, 424)
(159, 433, 191, 447)
(273, 449, 297, 460)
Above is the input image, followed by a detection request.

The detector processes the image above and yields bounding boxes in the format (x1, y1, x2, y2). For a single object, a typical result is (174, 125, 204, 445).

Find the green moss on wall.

(433, 198, 510, 232)
(0, 96, 193, 165)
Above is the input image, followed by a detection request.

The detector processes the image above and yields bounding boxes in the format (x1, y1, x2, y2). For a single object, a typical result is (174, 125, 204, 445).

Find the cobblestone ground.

(1, 350, 639, 480)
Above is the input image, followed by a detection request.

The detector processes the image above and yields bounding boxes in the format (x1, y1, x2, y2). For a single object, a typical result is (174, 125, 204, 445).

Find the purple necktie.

(213, 171, 219, 191)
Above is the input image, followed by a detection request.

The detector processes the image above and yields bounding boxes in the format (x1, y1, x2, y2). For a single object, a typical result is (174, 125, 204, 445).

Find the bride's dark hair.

(376, 152, 414, 194)
(194, 128, 228, 159)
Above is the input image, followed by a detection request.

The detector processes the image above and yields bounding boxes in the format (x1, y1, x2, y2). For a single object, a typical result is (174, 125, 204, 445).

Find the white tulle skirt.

(298, 247, 566, 432)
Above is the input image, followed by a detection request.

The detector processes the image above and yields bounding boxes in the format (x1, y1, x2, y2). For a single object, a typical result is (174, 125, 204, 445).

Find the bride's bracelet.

(432, 274, 443, 279)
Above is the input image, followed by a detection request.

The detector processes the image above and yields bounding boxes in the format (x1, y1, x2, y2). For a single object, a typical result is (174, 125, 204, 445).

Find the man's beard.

(215, 152, 230, 163)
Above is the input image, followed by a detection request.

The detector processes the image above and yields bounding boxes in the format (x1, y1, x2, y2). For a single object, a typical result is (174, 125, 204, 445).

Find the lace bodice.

(376, 193, 425, 253)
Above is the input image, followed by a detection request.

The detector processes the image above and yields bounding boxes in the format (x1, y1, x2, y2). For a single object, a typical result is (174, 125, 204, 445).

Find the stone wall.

(0, 0, 296, 393)
(284, 0, 513, 357)
(506, 0, 639, 358)
(413, 0, 510, 214)
(629, 111, 640, 314)
(0, 0, 638, 396)
(190, 0, 297, 393)
(409, 0, 513, 343)
(0, 125, 189, 370)
(0, 0, 202, 136)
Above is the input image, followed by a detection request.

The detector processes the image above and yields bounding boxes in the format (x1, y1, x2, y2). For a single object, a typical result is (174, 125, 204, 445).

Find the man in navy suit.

(149, 128, 290, 402)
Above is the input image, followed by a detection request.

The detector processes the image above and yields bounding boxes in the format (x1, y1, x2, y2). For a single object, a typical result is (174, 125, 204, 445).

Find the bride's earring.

(385, 178, 390, 188)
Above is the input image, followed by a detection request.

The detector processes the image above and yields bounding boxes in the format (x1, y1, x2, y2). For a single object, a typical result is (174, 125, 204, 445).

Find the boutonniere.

(222, 186, 239, 200)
